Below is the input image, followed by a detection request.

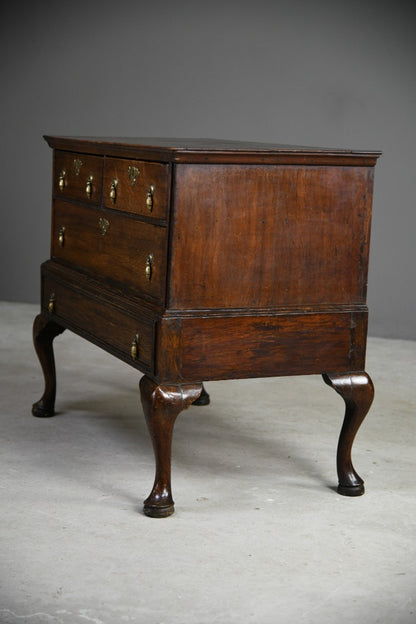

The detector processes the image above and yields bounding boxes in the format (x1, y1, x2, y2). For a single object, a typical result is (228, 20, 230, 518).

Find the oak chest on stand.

(33, 137, 380, 517)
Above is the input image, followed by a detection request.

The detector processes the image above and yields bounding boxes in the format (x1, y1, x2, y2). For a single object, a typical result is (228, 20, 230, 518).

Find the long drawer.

(51, 200, 167, 302)
(42, 268, 155, 372)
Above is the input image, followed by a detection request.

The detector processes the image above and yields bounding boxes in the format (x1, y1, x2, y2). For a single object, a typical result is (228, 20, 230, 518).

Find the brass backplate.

(73, 159, 83, 175)
(128, 166, 140, 186)
(98, 217, 110, 236)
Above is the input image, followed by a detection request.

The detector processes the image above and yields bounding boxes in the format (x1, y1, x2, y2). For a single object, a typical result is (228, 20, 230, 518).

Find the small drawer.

(54, 151, 103, 204)
(103, 157, 170, 219)
(52, 200, 167, 302)
(42, 271, 154, 371)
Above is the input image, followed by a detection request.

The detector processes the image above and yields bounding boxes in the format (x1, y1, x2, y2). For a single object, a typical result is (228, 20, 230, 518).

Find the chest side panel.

(168, 164, 374, 310)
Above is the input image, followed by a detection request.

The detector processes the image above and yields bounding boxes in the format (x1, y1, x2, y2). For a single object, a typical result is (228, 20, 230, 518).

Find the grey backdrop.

(1, 0, 415, 339)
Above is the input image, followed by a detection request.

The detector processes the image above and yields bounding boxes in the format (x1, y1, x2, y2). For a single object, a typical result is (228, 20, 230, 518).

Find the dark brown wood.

(32, 136, 380, 515)
(102, 157, 170, 220)
(139, 376, 202, 517)
(323, 372, 374, 495)
(165, 311, 367, 382)
(193, 385, 210, 406)
(53, 151, 103, 204)
(169, 164, 373, 310)
(41, 266, 155, 374)
(32, 314, 65, 417)
(44, 136, 381, 166)
(51, 199, 168, 302)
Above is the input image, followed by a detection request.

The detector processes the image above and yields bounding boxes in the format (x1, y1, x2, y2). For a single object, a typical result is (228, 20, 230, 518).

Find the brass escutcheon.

(128, 166, 140, 186)
(73, 159, 83, 175)
(98, 217, 110, 236)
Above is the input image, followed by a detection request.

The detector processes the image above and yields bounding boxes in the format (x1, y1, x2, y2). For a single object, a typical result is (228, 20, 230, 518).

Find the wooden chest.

(33, 137, 381, 517)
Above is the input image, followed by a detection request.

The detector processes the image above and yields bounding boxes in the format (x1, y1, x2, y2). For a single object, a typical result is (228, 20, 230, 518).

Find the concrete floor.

(1, 301, 415, 624)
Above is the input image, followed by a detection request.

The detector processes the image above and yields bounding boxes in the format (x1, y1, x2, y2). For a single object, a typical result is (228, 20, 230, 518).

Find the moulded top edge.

(43, 136, 382, 164)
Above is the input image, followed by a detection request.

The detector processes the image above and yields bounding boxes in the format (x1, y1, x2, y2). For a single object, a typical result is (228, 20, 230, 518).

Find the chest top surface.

(44, 136, 381, 165)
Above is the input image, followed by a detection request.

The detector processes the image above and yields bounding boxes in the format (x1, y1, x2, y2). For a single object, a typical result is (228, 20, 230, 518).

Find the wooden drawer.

(53, 151, 103, 204)
(42, 270, 154, 371)
(51, 199, 167, 302)
(103, 157, 170, 219)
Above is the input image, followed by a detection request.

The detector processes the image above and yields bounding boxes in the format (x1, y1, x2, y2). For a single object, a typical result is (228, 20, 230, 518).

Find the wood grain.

(169, 164, 373, 310)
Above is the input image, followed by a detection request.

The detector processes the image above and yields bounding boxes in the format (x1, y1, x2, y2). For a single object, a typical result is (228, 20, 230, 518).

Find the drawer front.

(42, 272, 154, 371)
(103, 157, 170, 219)
(54, 151, 103, 204)
(52, 200, 167, 302)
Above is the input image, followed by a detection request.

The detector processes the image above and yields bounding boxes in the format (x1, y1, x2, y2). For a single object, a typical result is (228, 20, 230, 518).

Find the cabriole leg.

(193, 384, 210, 405)
(323, 372, 374, 496)
(140, 375, 203, 518)
(32, 314, 65, 418)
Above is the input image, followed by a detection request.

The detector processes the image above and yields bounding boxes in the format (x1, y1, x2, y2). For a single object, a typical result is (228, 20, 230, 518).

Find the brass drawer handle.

(58, 226, 65, 247)
(109, 178, 118, 204)
(131, 333, 140, 360)
(145, 253, 153, 281)
(58, 170, 66, 191)
(86, 175, 93, 198)
(48, 293, 56, 314)
(146, 184, 155, 212)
